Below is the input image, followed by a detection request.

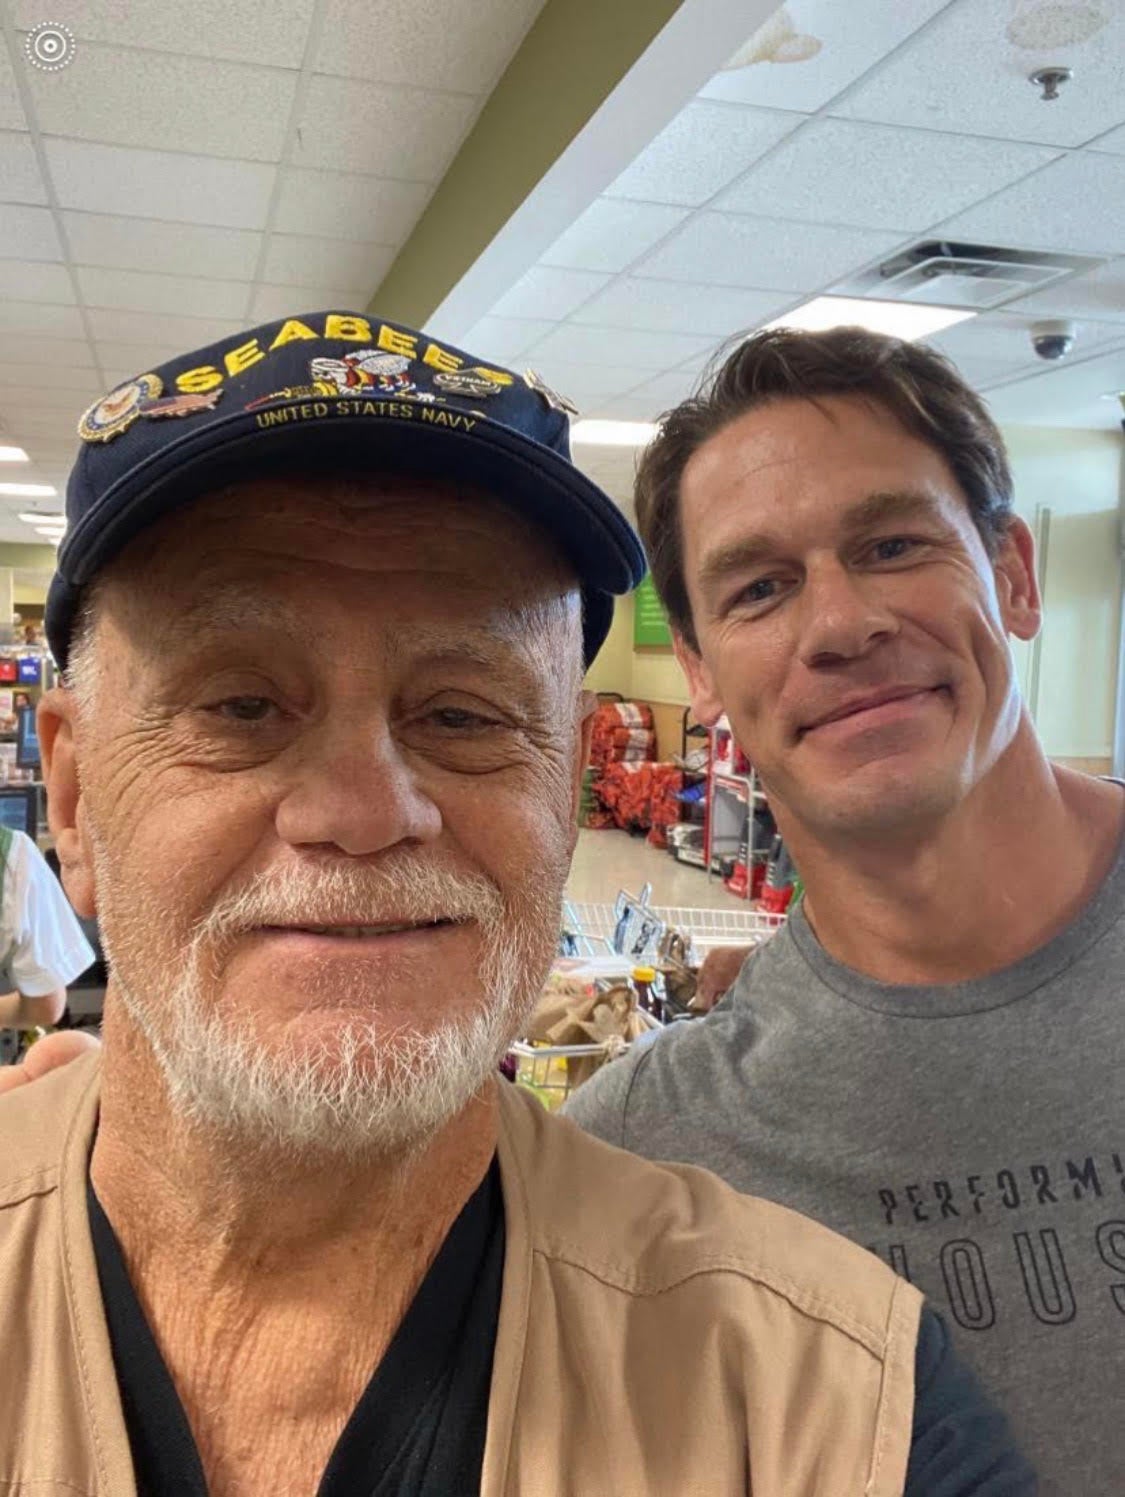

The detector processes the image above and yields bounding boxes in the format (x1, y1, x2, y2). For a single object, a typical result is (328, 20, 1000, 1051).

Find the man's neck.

(90, 1009, 498, 1494)
(785, 728, 1125, 986)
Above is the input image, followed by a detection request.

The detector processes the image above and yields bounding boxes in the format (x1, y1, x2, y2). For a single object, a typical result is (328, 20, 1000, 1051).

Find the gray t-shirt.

(565, 818, 1125, 1496)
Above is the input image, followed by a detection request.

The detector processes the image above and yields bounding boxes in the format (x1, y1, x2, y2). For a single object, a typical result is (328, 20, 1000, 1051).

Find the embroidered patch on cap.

(309, 350, 415, 396)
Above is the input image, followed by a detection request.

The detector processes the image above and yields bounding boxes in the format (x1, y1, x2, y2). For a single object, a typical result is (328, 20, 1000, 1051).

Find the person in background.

(0, 823, 93, 1032)
(0, 311, 1033, 1495)
(565, 325, 1123, 1496)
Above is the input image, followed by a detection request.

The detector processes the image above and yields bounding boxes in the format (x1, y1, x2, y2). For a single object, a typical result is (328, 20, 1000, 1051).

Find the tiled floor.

(565, 828, 750, 910)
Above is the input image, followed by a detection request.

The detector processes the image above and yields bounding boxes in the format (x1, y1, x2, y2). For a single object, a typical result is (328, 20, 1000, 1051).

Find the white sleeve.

(5, 833, 96, 996)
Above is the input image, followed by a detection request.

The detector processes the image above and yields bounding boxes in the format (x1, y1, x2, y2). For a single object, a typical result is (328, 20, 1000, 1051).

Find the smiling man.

(0, 313, 1037, 1496)
(565, 326, 1124, 1494)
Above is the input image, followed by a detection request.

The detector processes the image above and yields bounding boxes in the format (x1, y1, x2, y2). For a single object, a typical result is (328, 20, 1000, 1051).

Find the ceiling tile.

(1009, 257, 1125, 323)
(634, 212, 903, 292)
(935, 151, 1125, 256)
(29, 46, 297, 163)
(718, 118, 1060, 231)
(93, 341, 200, 375)
(832, 0, 1125, 147)
(0, 48, 27, 131)
(76, 267, 250, 318)
(0, 410, 78, 436)
(249, 285, 371, 322)
(85, 309, 246, 348)
(0, 204, 63, 261)
(984, 344, 1125, 430)
(46, 140, 277, 231)
(525, 322, 717, 372)
(294, 77, 478, 178)
(311, 0, 543, 92)
(2, 261, 76, 304)
(701, 0, 951, 114)
(489, 266, 611, 321)
(262, 235, 393, 292)
(924, 310, 1123, 367)
(0, 383, 101, 411)
(456, 316, 556, 362)
(273, 171, 432, 244)
(12, 0, 317, 68)
(570, 278, 790, 336)
(63, 213, 262, 279)
(606, 101, 800, 207)
(0, 363, 99, 391)
(625, 366, 710, 408)
(0, 302, 85, 338)
(0, 131, 47, 205)
(1088, 122, 1125, 155)
(0, 335, 94, 367)
(539, 199, 688, 274)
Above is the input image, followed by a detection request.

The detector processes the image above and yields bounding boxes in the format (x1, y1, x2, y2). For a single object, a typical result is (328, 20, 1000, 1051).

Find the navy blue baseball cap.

(46, 309, 647, 670)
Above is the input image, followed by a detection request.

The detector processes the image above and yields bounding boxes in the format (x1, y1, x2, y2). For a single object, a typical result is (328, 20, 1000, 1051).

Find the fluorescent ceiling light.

(0, 446, 29, 463)
(765, 296, 975, 340)
(18, 511, 63, 524)
(570, 419, 660, 447)
(0, 482, 57, 497)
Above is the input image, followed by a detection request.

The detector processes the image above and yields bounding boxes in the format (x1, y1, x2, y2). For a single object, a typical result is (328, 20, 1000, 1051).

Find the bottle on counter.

(632, 965, 662, 1022)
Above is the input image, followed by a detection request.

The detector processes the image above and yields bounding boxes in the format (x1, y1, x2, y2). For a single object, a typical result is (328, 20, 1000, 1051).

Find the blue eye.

(740, 578, 777, 605)
(872, 538, 915, 562)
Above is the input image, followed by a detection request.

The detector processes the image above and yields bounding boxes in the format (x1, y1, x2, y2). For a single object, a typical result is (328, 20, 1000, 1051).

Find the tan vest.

(0, 1055, 922, 1495)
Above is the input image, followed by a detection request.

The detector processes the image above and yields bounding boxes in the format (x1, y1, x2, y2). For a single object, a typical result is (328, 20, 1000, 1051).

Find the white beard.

(97, 851, 559, 1161)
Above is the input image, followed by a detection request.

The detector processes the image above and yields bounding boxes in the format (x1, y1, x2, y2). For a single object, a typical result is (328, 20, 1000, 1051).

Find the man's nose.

(273, 716, 443, 856)
(795, 561, 899, 668)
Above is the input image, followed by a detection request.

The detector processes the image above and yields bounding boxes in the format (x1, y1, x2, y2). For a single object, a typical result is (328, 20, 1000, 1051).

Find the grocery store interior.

(2, 0, 1121, 944)
(0, 5, 1119, 1491)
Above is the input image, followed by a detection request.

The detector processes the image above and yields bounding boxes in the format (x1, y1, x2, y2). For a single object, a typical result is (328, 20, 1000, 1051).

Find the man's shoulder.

(502, 1081, 922, 1358)
(0, 1051, 99, 1206)
(563, 1005, 744, 1141)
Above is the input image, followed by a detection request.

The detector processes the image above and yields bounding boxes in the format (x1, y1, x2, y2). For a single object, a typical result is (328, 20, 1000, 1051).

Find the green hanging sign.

(633, 573, 672, 648)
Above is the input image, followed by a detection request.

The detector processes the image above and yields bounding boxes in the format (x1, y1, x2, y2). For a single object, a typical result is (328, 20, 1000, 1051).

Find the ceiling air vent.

(845, 241, 1106, 311)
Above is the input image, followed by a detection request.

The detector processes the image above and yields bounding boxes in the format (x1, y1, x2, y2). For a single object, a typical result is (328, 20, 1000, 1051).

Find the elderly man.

(0, 313, 1032, 1496)
(566, 326, 1123, 1495)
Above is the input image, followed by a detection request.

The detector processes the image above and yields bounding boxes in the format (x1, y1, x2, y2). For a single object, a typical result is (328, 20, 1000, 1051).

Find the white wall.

(1003, 425, 1122, 762)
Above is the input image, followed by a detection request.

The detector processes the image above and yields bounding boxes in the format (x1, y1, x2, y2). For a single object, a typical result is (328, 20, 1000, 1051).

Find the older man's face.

(54, 476, 589, 1154)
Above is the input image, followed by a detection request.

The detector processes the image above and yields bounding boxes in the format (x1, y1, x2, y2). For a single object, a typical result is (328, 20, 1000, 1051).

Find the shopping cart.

(560, 882, 786, 964)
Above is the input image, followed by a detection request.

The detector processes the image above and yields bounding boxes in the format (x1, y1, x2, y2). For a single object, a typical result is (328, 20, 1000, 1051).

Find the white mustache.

(194, 857, 506, 945)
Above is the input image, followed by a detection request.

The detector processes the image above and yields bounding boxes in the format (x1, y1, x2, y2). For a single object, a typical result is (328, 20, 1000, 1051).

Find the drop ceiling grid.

(499, 0, 1125, 421)
(0, 0, 549, 541)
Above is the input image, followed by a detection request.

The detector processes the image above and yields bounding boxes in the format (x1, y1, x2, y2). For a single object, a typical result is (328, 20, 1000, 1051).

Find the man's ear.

(993, 516, 1042, 643)
(673, 632, 724, 726)
(37, 687, 97, 919)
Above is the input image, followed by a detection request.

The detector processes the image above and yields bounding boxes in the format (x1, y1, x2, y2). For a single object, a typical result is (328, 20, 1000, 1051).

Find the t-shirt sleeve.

(905, 1307, 1038, 1495)
(3, 834, 96, 996)
(560, 1044, 648, 1149)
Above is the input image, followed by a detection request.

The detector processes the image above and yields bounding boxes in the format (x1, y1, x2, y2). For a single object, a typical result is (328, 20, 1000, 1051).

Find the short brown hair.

(634, 326, 1014, 650)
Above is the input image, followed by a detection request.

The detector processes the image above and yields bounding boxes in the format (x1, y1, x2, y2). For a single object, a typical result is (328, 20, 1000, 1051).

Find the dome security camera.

(1031, 319, 1076, 361)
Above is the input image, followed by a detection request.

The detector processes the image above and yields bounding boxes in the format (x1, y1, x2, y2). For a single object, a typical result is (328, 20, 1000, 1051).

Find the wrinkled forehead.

(93, 472, 583, 677)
